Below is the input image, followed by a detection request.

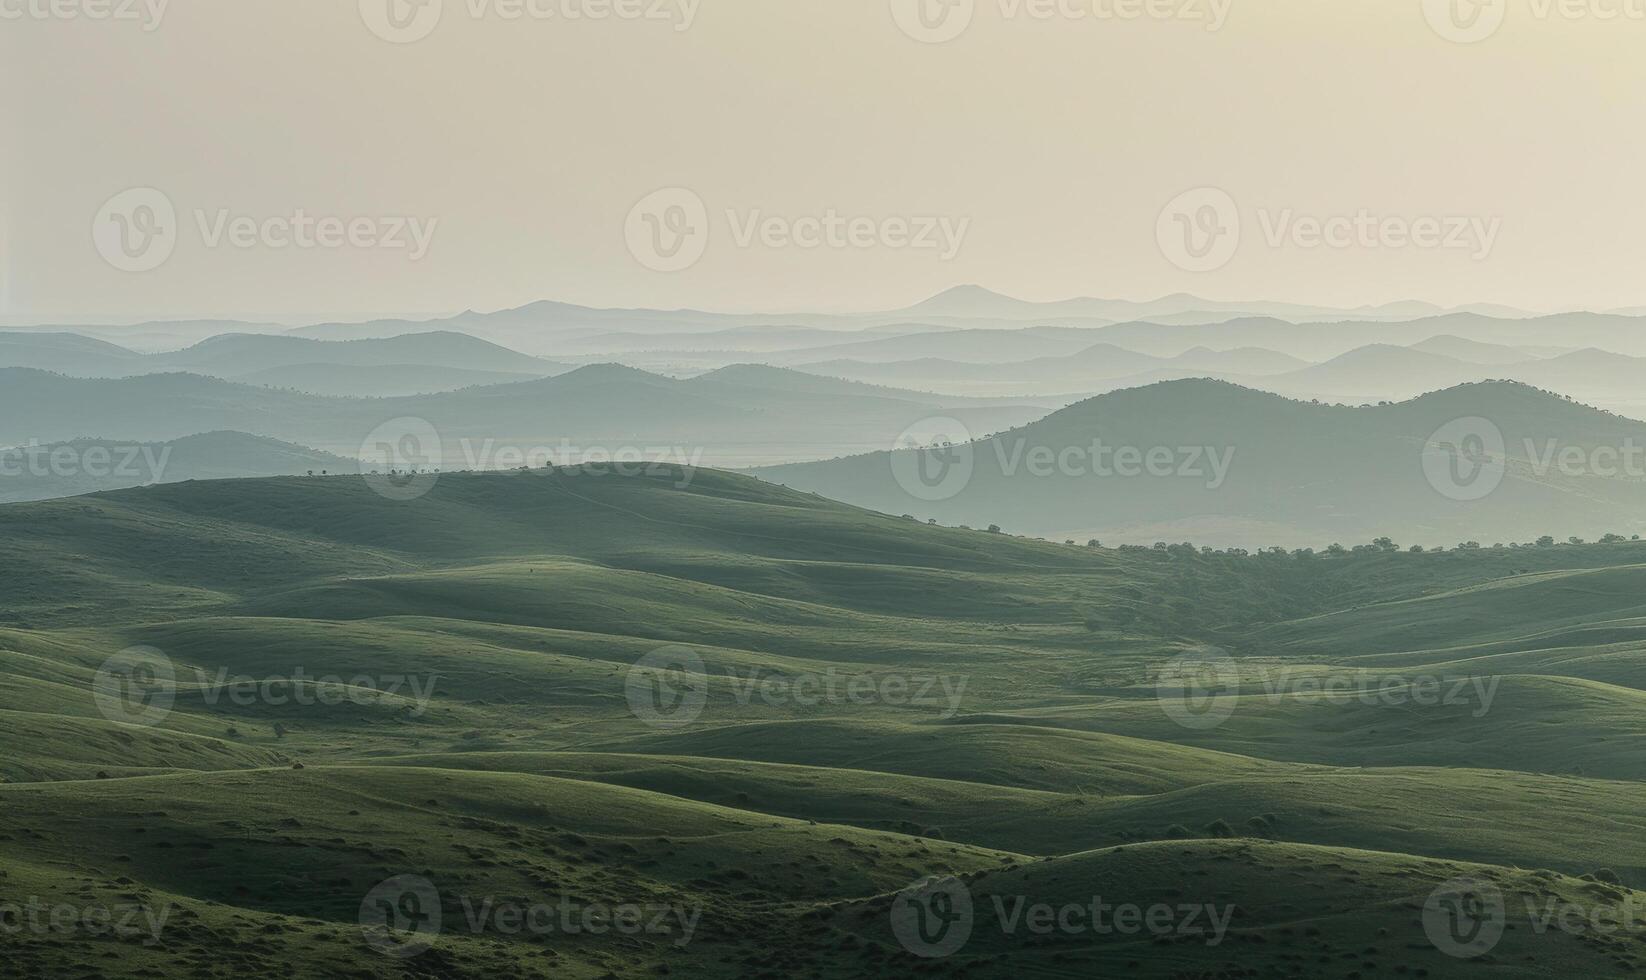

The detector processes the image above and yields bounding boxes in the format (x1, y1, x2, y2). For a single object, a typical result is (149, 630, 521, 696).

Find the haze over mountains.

(756, 380, 1646, 549)
(0, 330, 570, 394)
(0, 285, 1546, 353)
(0, 363, 1053, 470)
(14, 290, 1646, 978)
(9, 288, 1646, 546)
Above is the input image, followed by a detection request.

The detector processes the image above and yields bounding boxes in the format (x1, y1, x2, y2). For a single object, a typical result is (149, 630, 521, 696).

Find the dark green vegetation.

(3, 468, 1646, 977)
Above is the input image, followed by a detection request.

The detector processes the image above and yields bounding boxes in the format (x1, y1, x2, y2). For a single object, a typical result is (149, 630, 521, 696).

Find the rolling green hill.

(3, 468, 1646, 976)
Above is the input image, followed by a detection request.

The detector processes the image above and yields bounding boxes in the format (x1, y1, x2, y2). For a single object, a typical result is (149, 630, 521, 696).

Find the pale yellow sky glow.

(3, 0, 1643, 319)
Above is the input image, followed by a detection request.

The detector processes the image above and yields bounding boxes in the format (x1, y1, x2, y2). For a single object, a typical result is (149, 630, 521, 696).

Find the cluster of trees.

(1095, 534, 1641, 560)
(904, 514, 1643, 558)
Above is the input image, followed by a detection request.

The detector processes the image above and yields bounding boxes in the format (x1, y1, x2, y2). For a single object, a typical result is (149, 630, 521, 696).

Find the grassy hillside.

(3, 468, 1646, 976)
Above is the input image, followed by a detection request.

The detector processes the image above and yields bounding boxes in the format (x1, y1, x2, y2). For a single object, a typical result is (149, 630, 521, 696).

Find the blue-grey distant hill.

(754, 378, 1646, 549)
(0, 364, 1054, 469)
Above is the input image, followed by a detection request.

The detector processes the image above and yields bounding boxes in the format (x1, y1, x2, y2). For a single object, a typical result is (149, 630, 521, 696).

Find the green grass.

(5, 468, 1646, 976)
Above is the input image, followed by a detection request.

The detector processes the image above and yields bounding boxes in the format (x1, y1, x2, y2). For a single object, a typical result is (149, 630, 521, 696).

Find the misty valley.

(8, 5, 1645, 977)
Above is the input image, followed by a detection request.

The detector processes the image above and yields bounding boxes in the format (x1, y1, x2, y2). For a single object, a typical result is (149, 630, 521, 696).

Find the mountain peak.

(931, 284, 1008, 300)
(550, 362, 669, 385)
(900, 285, 1032, 316)
(693, 363, 795, 383)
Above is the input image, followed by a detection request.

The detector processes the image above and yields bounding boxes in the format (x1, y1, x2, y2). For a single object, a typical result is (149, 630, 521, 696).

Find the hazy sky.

(4, 0, 1644, 320)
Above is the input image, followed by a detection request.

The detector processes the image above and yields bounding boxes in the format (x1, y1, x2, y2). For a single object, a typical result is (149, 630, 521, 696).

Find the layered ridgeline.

(108, 288, 1511, 349)
(0, 290, 1573, 372)
(18, 301, 1646, 410)
(3, 468, 1646, 976)
(792, 332, 1646, 418)
(0, 364, 1053, 476)
(796, 343, 1312, 397)
(755, 379, 1646, 549)
(0, 331, 572, 396)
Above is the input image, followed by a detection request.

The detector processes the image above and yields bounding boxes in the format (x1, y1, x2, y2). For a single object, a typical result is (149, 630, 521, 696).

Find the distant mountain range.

(753, 379, 1646, 548)
(156, 331, 560, 376)
(1190, 344, 1646, 417)
(894, 284, 1532, 324)
(230, 363, 549, 398)
(0, 331, 571, 395)
(787, 328, 1646, 419)
(0, 364, 1057, 470)
(798, 345, 1311, 396)
(1054, 311, 1646, 361)
(0, 286, 1546, 356)
(13, 291, 1646, 418)
(12, 291, 1646, 546)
